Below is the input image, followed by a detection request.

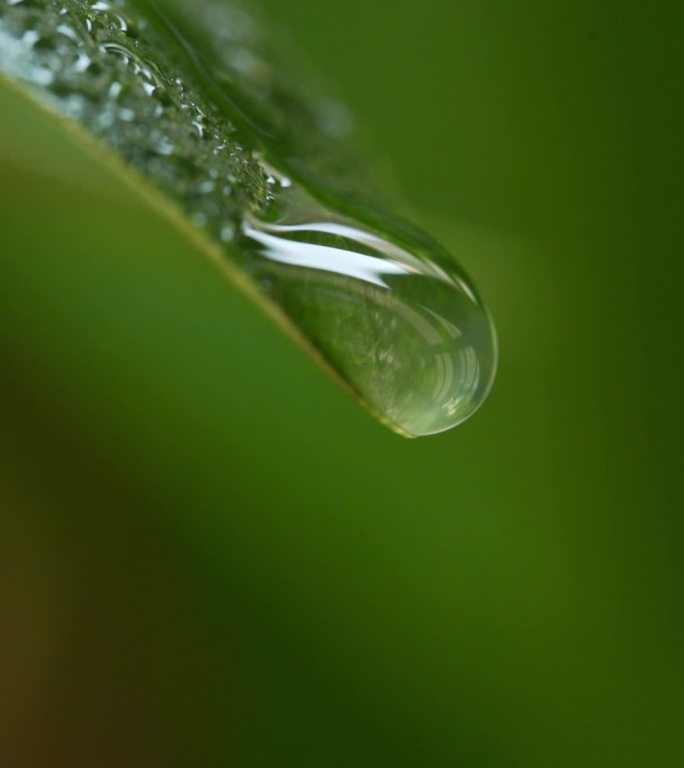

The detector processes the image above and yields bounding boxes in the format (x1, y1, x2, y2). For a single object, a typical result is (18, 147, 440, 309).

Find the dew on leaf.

(0, 0, 497, 436)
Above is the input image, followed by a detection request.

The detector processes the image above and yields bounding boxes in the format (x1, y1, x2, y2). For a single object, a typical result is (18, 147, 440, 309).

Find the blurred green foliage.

(1, 0, 682, 766)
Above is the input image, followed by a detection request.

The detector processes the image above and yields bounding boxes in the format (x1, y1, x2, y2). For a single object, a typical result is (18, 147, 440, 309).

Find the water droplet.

(239, 182, 496, 436)
(220, 223, 236, 242)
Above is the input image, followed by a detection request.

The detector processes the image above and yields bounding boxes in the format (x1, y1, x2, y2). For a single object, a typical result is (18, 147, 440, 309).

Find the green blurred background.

(1, 0, 682, 765)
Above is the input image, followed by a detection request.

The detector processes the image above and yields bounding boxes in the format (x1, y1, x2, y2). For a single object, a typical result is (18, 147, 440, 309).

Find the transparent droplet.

(239, 182, 496, 436)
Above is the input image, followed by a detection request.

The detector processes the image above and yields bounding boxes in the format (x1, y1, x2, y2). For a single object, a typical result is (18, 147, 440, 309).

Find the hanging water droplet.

(239, 181, 496, 436)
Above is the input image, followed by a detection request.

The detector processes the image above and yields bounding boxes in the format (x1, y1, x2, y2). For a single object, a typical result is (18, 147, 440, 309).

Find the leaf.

(0, 0, 496, 436)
